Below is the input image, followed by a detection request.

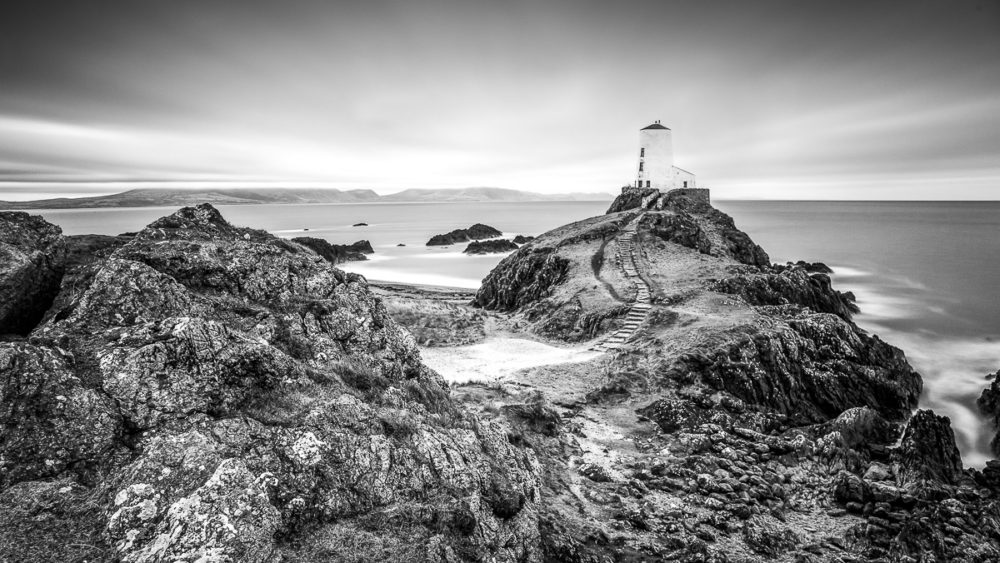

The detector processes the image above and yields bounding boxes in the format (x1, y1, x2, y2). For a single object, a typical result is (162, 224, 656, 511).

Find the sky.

(0, 0, 998, 200)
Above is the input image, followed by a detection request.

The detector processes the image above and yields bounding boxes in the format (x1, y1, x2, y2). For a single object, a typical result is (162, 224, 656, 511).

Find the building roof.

(641, 122, 670, 130)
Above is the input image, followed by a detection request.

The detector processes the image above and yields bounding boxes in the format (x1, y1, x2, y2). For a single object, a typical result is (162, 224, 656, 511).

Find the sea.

(23, 199, 1000, 467)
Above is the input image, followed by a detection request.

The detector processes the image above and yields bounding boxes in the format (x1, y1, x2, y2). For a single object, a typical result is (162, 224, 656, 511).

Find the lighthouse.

(635, 121, 695, 192)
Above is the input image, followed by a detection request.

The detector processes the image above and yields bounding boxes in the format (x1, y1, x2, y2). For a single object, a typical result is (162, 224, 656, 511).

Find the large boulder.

(0, 212, 66, 335)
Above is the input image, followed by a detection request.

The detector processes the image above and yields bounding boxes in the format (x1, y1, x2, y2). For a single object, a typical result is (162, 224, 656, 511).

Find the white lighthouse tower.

(635, 121, 695, 192)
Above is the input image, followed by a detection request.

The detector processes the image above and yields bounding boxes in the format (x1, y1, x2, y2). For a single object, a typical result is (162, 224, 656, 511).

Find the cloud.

(0, 0, 997, 199)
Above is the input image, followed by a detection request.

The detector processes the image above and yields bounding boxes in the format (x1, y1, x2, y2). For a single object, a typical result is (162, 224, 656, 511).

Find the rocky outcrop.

(0, 212, 66, 335)
(713, 265, 860, 320)
(426, 223, 502, 246)
(607, 187, 712, 215)
(668, 310, 921, 424)
(978, 370, 1000, 454)
(640, 211, 713, 256)
(292, 236, 373, 264)
(464, 239, 518, 254)
(893, 409, 964, 484)
(0, 342, 123, 488)
(0, 204, 543, 562)
(474, 247, 569, 311)
(512, 235, 535, 244)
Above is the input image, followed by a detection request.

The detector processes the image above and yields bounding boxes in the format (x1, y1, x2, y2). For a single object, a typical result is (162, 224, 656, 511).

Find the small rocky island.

(291, 236, 374, 263)
(426, 223, 502, 246)
(2, 194, 1000, 562)
(463, 239, 519, 254)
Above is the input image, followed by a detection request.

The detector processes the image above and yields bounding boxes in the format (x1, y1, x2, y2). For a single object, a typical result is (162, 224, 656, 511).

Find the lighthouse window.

(639, 162, 643, 172)
(640, 148, 644, 157)
(683, 181, 688, 188)
(646, 181, 651, 187)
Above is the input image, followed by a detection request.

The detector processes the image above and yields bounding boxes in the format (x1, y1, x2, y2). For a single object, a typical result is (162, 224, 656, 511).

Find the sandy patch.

(421, 337, 601, 384)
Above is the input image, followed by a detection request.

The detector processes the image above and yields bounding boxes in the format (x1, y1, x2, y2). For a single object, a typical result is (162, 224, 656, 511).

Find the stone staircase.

(592, 220, 653, 352)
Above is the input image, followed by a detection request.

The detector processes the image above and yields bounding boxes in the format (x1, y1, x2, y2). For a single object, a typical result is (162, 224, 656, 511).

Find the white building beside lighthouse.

(635, 121, 695, 192)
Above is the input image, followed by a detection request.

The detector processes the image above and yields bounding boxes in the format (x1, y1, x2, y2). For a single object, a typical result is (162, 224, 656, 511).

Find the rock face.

(464, 238, 519, 254)
(713, 265, 859, 320)
(892, 409, 964, 484)
(0, 204, 543, 562)
(665, 312, 921, 425)
(291, 236, 374, 264)
(426, 223, 502, 246)
(475, 246, 570, 312)
(512, 234, 535, 244)
(978, 370, 1000, 454)
(0, 211, 66, 335)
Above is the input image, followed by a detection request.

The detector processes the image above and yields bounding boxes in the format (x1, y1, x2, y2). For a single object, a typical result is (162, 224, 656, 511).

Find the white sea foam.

(829, 265, 872, 277)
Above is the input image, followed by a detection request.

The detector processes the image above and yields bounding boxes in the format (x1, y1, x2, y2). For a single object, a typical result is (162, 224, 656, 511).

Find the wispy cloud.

(0, 0, 997, 199)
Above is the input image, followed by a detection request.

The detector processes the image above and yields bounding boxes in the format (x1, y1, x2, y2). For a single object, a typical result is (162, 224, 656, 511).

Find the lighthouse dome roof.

(641, 122, 670, 130)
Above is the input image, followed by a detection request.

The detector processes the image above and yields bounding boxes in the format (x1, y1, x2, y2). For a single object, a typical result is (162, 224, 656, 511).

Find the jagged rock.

(42, 234, 132, 324)
(0, 479, 110, 562)
(512, 235, 535, 244)
(426, 223, 502, 246)
(777, 260, 834, 274)
(464, 239, 519, 254)
(474, 247, 569, 311)
(292, 236, 373, 264)
(641, 211, 713, 255)
(607, 189, 768, 266)
(742, 515, 799, 557)
(0, 211, 66, 335)
(821, 406, 899, 449)
(670, 312, 921, 424)
(977, 369, 1000, 455)
(713, 266, 859, 320)
(832, 472, 870, 505)
(0, 342, 123, 488)
(893, 409, 964, 484)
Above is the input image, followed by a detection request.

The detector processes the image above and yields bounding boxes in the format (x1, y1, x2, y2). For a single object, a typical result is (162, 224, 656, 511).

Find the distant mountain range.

(0, 187, 610, 210)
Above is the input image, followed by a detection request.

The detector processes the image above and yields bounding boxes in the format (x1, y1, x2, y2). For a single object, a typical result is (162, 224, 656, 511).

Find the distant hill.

(0, 186, 610, 210)
(381, 187, 607, 203)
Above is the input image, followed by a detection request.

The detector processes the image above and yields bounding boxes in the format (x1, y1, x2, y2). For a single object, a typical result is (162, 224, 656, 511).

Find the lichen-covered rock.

(99, 316, 307, 428)
(0, 211, 66, 335)
(0, 342, 122, 487)
(115, 459, 280, 563)
(0, 478, 110, 562)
